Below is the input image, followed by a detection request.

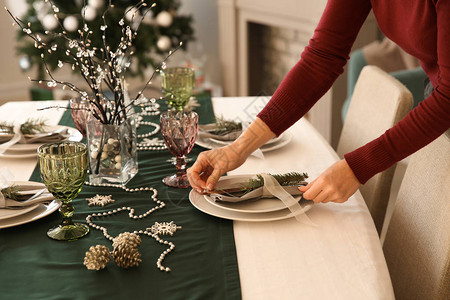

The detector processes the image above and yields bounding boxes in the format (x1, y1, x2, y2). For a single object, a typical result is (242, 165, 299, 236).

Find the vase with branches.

(6, 0, 189, 184)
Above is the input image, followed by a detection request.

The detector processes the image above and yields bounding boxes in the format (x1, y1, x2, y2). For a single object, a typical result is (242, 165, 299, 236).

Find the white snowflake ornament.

(148, 221, 182, 236)
(86, 194, 115, 207)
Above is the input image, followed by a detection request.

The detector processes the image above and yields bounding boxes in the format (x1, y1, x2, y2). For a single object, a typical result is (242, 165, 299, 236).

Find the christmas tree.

(15, 0, 194, 79)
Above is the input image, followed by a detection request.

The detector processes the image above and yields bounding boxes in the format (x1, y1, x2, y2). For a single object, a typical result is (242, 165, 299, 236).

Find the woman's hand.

(298, 159, 360, 203)
(187, 144, 247, 193)
(187, 117, 276, 193)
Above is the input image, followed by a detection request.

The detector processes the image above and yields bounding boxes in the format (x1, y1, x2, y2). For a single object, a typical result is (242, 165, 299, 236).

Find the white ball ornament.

(63, 16, 79, 32)
(125, 6, 140, 22)
(156, 11, 173, 27)
(88, 0, 104, 9)
(157, 36, 171, 51)
(42, 14, 58, 30)
(82, 5, 97, 22)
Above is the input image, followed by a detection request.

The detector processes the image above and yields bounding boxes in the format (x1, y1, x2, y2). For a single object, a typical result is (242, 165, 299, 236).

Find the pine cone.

(113, 244, 142, 268)
(84, 245, 111, 270)
(112, 232, 141, 249)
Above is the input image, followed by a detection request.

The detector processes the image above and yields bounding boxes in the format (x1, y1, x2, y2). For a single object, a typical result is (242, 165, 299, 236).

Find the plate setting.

(189, 174, 313, 222)
(0, 125, 82, 159)
(0, 181, 61, 229)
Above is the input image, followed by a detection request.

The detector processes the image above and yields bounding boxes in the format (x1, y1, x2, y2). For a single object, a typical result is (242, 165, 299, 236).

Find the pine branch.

(1, 185, 20, 200)
(243, 172, 309, 193)
(210, 117, 242, 135)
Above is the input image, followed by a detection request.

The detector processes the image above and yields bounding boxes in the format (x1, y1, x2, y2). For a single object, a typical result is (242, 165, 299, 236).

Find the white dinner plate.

(189, 189, 313, 222)
(196, 131, 292, 153)
(0, 200, 61, 229)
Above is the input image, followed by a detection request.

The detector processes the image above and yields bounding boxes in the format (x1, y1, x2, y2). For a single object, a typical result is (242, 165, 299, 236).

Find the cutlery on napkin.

(0, 183, 55, 209)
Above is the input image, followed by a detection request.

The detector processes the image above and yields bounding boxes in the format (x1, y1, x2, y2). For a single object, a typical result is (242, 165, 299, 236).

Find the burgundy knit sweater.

(257, 0, 450, 184)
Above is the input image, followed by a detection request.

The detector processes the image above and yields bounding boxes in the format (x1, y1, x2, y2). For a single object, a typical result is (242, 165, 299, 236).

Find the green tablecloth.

(0, 98, 241, 300)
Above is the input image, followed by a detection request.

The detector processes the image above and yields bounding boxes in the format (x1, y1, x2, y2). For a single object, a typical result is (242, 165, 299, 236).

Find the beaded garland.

(84, 181, 181, 272)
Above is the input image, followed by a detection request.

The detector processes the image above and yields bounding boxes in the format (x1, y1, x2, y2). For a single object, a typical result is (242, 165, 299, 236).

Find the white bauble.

(156, 11, 173, 27)
(42, 14, 58, 31)
(82, 5, 97, 22)
(19, 56, 31, 72)
(63, 16, 79, 32)
(157, 36, 171, 51)
(125, 6, 140, 22)
(88, 0, 104, 9)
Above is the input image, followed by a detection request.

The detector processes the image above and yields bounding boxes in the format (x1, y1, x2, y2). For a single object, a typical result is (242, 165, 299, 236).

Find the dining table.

(0, 96, 395, 300)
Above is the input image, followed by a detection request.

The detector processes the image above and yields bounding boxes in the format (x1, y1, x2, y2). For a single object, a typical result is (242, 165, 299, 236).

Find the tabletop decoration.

(6, 1, 185, 185)
(112, 232, 142, 268)
(84, 181, 181, 272)
(86, 194, 115, 207)
(83, 245, 111, 271)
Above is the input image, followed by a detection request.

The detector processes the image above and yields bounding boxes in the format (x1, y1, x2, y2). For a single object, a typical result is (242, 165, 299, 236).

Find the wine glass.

(161, 67, 195, 111)
(160, 111, 198, 188)
(69, 98, 92, 137)
(38, 141, 89, 241)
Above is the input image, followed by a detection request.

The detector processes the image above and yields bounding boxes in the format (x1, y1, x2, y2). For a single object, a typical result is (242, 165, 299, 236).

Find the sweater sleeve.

(257, 0, 372, 135)
(344, 0, 450, 184)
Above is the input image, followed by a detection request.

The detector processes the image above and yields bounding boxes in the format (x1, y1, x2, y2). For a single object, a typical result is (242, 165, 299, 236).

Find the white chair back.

(337, 65, 413, 233)
(383, 129, 450, 300)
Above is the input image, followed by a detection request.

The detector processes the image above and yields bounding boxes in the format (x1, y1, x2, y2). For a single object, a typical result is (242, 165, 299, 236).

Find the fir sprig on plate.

(210, 117, 242, 136)
(243, 172, 309, 193)
(0, 118, 47, 135)
(1, 185, 20, 200)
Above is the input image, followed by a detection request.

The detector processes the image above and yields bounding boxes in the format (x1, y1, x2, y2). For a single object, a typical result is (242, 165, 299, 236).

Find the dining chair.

(382, 129, 450, 300)
(337, 65, 413, 234)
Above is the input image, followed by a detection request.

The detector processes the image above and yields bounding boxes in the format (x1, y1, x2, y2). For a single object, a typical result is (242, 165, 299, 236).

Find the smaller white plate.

(0, 204, 40, 221)
(0, 200, 61, 229)
(190, 190, 313, 222)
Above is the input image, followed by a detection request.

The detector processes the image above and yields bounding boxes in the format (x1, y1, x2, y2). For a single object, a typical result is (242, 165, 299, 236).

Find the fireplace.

(218, 0, 378, 146)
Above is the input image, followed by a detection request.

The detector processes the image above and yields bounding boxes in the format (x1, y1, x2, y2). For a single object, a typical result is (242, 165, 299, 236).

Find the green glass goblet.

(161, 67, 195, 111)
(38, 141, 89, 241)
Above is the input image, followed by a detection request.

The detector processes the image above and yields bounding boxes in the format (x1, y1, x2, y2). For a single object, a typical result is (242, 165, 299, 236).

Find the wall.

(0, 0, 32, 104)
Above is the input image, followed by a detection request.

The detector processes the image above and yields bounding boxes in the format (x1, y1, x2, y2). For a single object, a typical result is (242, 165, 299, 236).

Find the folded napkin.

(209, 173, 317, 226)
(0, 182, 55, 209)
(198, 123, 243, 141)
(0, 126, 69, 154)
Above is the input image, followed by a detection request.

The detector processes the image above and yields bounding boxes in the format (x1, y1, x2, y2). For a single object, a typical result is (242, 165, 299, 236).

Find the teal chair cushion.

(342, 49, 428, 121)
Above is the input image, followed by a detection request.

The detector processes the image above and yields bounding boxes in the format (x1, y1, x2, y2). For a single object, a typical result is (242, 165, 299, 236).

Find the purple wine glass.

(69, 98, 92, 137)
(160, 110, 198, 188)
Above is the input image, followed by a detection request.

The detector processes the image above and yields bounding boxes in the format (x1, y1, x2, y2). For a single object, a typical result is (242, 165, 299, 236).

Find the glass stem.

(175, 156, 187, 178)
(59, 201, 75, 227)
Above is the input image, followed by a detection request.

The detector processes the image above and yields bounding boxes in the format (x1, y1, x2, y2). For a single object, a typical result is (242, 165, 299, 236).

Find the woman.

(187, 0, 450, 204)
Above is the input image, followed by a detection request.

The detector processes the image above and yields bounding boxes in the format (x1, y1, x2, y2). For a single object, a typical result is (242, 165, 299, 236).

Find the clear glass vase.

(86, 117, 138, 185)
